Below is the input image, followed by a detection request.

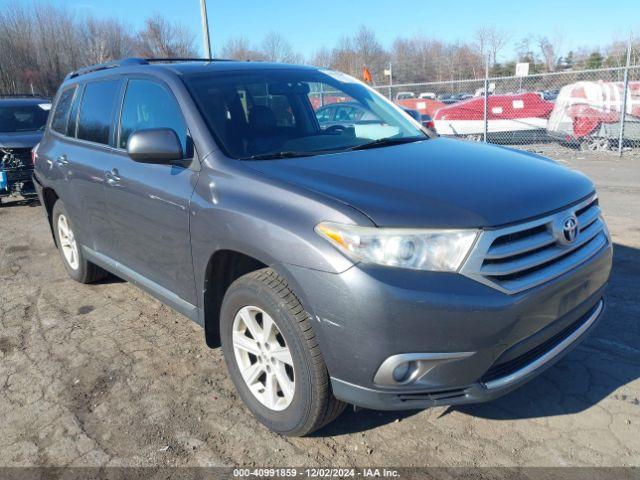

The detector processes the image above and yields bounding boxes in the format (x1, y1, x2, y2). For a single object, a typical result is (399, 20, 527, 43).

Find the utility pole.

(618, 32, 632, 157)
(483, 54, 489, 143)
(200, 0, 212, 60)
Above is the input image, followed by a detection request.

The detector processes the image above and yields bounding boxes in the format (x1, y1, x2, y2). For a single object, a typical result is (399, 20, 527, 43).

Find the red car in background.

(433, 92, 555, 141)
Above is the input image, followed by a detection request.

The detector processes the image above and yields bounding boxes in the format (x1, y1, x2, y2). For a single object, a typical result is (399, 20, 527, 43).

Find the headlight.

(315, 222, 478, 272)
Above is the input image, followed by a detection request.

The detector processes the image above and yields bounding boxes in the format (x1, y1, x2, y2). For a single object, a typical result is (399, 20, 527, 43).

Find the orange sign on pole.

(362, 66, 372, 84)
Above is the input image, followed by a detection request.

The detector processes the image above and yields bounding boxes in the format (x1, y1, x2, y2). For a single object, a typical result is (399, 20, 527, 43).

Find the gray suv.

(34, 58, 612, 436)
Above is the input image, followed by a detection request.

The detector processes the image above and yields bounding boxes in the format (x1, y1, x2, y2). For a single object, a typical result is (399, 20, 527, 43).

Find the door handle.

(105, 168, 122, 186)
(56, 155, 69, 166)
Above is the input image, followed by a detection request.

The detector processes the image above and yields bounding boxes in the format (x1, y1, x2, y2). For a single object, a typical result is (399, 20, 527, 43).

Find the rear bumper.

(277, 240, 612, 410)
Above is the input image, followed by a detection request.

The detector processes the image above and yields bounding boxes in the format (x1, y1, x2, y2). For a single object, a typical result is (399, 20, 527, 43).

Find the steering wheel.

(325, 124, 348, 135)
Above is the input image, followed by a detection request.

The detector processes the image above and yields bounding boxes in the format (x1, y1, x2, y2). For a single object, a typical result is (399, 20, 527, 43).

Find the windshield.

(183, 68, 428, 159)
(0, 103, 50, 133)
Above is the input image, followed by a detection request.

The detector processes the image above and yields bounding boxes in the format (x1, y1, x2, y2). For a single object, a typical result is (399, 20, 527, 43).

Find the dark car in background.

(35, 58, 611, 436)
(402, 107, 436, 132)
(438, 93, 457, 104)
(0, 94, 51, 204)
(315, 101, 383, 129)
(452, 93, 473, 102)
(542, 89, 560, 102)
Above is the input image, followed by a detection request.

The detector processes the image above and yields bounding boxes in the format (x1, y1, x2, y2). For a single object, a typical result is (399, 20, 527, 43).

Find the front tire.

(220, 268, 345, 436)
(52, 200, 106, 283)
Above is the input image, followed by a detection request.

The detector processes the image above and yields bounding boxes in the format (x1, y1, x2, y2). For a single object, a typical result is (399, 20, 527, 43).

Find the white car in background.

(418, 92, 436, 99)
(395, 91, 415, 101)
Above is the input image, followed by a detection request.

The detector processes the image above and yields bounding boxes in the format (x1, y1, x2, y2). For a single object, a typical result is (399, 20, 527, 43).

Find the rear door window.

(50, 87, 76, 134)
(118, 79, 188, 154)
(77, 80, 121, 145)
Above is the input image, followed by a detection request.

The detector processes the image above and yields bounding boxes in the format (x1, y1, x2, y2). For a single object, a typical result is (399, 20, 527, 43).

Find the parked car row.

(0, 94, 51, 205)
(396, 91, 475, 104)
(384, 82, 639, 150)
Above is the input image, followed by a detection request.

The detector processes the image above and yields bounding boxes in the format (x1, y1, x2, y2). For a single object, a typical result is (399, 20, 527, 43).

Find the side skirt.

(83, 246, 202, 326)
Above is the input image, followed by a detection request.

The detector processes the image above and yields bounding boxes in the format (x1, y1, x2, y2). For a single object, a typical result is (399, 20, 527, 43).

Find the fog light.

(374, 351, 476, 387)
(392, 362, 411, 382)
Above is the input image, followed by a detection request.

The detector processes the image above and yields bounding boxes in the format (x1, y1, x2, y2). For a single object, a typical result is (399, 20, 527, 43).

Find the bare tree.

(538, 33, 563, 72)
(515, 36, 536, 62)
(220, 36, 265, 61)
(261, 32, 301, 63)
(474, 27, 489, 66)
(352, 25, 388, 82)
(331, 36, 358, 77)
(81, 17, 135, 65)
(136, 14, 197, 58)
(0, 3, 201, 95)
(310, 47, 332, 68)
(487, 27, 509, 66)
(476, 26, 509, 67)
(538, 37, 555, 72)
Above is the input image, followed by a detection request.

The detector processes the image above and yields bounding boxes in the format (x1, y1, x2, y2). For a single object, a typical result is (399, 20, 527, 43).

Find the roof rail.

(66, 58, 149, 80)
(65, 57, 232, 80)
(145, 57, 231, 63)
(0, 93, 48, 99)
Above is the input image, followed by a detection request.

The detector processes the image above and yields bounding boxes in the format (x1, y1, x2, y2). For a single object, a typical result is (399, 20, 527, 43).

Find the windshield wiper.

(345, 136, 426, 152)
(243, 151, 318, 160)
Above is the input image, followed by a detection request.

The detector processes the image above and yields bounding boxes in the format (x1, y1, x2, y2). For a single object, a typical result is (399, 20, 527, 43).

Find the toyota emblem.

(561, 216, 578, 244)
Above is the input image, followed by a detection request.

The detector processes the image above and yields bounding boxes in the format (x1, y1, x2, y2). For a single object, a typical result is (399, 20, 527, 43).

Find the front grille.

(481, 301, 600, 384)
(460, 195, 609, 294)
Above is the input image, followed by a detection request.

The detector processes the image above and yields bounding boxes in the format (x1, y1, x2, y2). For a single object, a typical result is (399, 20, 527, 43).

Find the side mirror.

(126, 128, 183, 164)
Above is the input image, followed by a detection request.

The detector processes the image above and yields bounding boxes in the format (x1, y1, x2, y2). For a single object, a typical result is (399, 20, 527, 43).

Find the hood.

(0, 131, 43, 149)
(246, 138, 595, 228)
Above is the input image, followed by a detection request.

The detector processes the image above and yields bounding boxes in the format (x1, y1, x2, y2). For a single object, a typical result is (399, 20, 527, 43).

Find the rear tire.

(52, 200, 107, 284)
(220, 268, 345, 436)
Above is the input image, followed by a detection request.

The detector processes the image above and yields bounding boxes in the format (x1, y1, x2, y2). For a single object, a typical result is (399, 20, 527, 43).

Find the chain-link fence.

(372, 65, 640, 159)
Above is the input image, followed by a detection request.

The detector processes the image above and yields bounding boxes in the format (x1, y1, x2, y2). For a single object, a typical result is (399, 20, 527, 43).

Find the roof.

(166, 60, 318, 75)
(64, 57, 319, 83)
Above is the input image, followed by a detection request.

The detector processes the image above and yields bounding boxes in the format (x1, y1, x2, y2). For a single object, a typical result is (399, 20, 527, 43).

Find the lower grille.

(397, 389, 466, 403)
(460, 194, 609, 294)
(481, 300, 602, 385)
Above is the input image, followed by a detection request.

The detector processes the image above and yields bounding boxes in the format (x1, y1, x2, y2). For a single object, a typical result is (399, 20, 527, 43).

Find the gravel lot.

(0, 149, 639, 467)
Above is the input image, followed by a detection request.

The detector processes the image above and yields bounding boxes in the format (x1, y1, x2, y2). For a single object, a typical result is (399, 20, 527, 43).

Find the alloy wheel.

(57, 214, 79, 270)
(232, 305, 295, 411)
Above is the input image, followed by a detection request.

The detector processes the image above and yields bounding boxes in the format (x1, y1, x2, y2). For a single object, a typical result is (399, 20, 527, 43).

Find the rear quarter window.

(50, 87, 76, 134)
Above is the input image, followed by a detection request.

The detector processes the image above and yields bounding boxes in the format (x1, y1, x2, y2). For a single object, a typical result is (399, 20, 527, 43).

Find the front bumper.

(331, 299, 604, 410)
(277, 241, 612, 410)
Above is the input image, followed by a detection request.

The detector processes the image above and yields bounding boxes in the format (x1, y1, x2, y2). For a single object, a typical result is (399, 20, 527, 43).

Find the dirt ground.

(1, 150, 639, 467)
